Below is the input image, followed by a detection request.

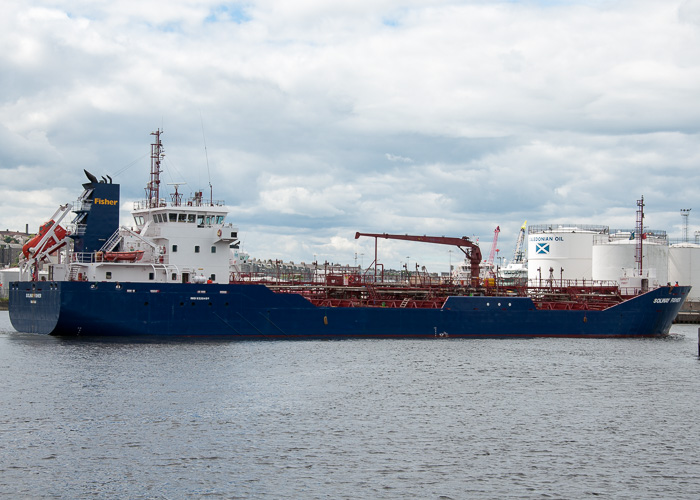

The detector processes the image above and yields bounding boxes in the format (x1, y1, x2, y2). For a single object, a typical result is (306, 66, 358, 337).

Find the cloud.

(1, 0, 699, 270)
(385, 153, 413, 163)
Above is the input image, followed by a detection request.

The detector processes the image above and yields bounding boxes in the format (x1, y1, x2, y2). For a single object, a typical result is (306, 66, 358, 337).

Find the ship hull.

(9, 281, 689, 339)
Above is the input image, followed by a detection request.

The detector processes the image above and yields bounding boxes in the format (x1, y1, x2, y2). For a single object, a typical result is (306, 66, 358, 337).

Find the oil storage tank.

(527, 224, 608, 282)
(668, 243, 700, 302)
(592, 230, 668, 288)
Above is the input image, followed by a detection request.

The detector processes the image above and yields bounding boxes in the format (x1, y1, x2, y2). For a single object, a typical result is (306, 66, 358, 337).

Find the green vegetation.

(0, 297, 8, 310)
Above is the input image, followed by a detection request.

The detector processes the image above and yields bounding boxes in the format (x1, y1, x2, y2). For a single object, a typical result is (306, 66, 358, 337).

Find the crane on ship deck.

(355, 232, 483, 286)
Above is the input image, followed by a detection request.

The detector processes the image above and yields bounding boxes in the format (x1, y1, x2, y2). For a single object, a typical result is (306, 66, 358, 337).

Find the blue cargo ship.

(9, 130, 689, 339)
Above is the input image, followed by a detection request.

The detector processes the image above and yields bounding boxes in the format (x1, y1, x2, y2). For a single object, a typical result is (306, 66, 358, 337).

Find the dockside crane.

(486, 226, 500, 266)
(355, 232, 483, 286)
(511, 220, 527, 264)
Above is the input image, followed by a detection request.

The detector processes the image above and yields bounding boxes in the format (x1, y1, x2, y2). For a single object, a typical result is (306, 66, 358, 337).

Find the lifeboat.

(102, 251, 145, 262)
(22, 220, 67, 258)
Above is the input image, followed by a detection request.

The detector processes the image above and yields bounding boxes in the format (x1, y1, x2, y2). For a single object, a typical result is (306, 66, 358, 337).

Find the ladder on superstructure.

(99, 229, 123, 253)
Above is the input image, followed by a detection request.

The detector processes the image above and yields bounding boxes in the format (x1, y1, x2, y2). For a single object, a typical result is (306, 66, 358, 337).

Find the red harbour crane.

(486, 226, 500, 266)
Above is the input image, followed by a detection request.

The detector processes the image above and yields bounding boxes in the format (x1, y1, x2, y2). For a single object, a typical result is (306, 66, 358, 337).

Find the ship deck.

(234, 274, 631, 311)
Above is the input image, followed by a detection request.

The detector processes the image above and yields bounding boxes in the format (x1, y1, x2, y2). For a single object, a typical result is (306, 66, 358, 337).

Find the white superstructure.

(20, 129, 240, 285)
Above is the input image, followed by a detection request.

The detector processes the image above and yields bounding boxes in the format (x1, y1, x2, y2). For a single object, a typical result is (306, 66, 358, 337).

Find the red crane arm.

(354, 232, 482, 284)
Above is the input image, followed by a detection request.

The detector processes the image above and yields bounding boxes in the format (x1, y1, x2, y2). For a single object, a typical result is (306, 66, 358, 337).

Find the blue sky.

(1, 0, 700, 271)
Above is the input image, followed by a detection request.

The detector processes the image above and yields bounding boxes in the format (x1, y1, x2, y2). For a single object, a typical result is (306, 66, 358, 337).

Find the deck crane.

(355, 232, 483, 286)
(511, 220, 527, 264)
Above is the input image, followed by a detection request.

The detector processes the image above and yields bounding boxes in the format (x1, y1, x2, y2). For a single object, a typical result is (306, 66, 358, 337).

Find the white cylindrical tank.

(669, 244, 700, 301)
(592, 235, 668, 287)
(527, 225, 608, 282)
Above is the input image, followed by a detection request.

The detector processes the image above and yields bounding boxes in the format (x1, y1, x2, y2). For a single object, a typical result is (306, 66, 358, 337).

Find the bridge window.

(178, 213, 187, 223)
(187, 214, 195, 223)
(197, 215, 204, 226)
(216, 216, 224, 224)
(169, 213, 177, 222)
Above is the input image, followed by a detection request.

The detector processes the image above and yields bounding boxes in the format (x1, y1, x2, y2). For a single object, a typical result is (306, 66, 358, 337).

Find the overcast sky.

(2, 0, 700, 272)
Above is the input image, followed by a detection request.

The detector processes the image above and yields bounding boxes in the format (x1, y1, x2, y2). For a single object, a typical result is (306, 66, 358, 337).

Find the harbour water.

(1, 310, 699, 499)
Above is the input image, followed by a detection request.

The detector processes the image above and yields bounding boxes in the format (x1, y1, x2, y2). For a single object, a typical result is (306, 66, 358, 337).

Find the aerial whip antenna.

(200, 113, 213, 206)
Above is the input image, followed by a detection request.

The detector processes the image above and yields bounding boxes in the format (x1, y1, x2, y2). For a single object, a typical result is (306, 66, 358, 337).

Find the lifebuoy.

(217, 229, 222, 237)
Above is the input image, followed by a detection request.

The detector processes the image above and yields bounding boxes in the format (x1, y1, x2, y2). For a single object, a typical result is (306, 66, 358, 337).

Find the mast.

(635, 196, 644, 275)
(146, 129, 164, 208)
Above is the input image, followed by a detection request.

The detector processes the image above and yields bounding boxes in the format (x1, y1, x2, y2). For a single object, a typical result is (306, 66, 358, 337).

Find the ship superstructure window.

(171, 273, 177, 281)
(172, 245, 178, 252)
(187, 214, 195, 223)
(197, 215, 204, 226)
(134, 216, 145, 226)
(178, 213, 187, 223)
(231, 231, 237, 238)
(211, 246, 216, 253)
(194, 246, 200, 253)
(169, 213, 177, 222)
(106, 272, 112, 280)
(216, 216, 224, 224)
(210, 274, 216, 281)
(149, 272, 154, 280)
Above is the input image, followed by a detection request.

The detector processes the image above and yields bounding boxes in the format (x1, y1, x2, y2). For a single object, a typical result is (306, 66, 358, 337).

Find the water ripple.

(1, 313, 699, 498)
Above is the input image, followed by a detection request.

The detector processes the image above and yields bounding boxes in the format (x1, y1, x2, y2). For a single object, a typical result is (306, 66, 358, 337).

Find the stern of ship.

(8, 281, 61, 334)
